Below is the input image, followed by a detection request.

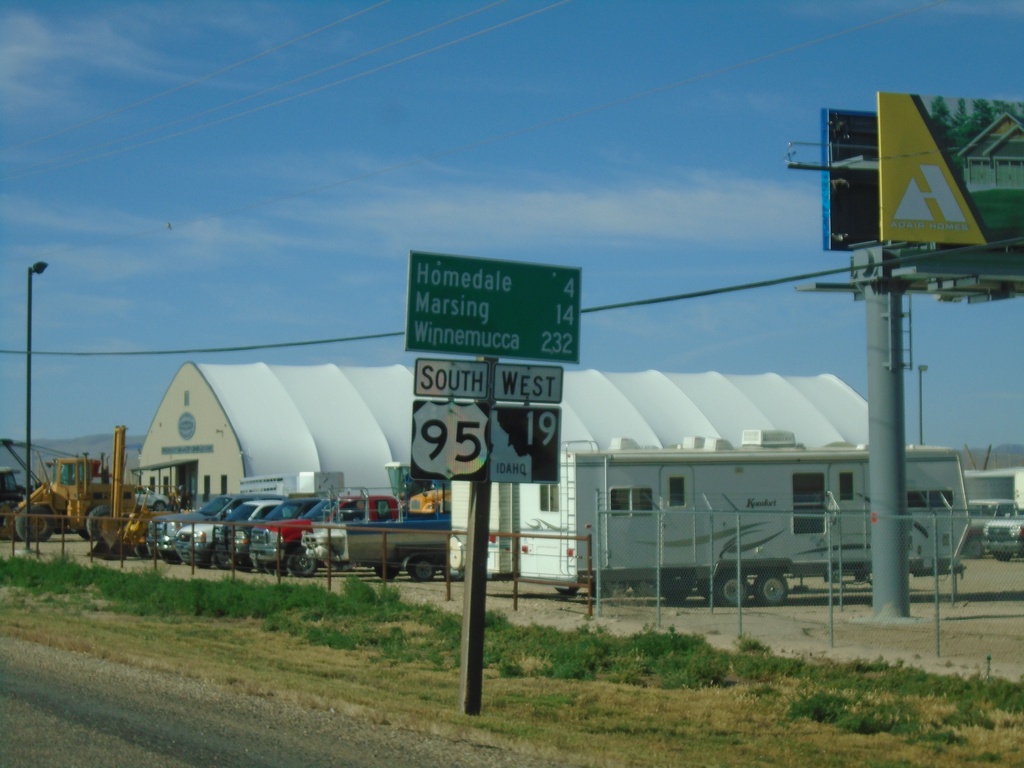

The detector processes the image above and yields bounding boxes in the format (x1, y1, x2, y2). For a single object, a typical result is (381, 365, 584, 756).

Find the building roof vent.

(741, 429, 798, 448)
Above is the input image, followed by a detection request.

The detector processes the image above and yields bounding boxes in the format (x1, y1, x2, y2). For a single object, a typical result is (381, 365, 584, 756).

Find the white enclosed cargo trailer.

(452, 432, 969, 605)
(239, 471, 345, 497)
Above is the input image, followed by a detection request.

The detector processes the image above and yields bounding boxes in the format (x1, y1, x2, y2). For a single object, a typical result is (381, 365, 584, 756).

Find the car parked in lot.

(175, 499, 281, 568)
(249, 497, 336, 576)
(983, 506, 1024, 561)
(963, 499, 1018, 559)
(147, 494, 283, 563)
(135, 488, 171, 511)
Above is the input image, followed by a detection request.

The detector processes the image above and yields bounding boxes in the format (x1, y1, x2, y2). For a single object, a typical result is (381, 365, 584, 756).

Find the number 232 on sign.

(411, 400, 490, 481)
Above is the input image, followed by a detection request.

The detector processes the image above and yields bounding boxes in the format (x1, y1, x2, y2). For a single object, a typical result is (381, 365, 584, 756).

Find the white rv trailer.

(452, 431, 969, 606)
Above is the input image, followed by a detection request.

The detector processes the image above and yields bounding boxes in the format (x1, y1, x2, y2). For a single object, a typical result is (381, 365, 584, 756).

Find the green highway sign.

(405, 251, 581, 364)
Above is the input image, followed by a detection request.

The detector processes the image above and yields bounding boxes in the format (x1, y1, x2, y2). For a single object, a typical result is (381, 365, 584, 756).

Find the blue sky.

(1, 0, 1021, 452)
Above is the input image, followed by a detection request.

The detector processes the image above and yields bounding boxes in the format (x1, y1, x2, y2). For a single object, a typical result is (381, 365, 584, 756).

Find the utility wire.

(0, 258, 876, 358)
(22, 0, 945, 259)
(2, 0, 550, 181)
(1, 1, 392, 157)
(8, 237, 1012, 359)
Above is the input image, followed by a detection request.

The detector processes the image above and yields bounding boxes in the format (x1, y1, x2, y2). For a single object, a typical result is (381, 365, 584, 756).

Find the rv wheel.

(713, 574, 747, 607)
(554, 586, 580, 597)
(752, 573, 789, 606)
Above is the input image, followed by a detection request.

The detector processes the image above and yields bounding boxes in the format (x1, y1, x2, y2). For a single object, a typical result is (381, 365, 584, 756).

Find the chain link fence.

(590, 505, 1022, 669)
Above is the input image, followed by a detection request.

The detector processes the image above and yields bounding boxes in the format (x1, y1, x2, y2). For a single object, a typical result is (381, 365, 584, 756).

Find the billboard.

(820, 108, 879, 250)
(878, 92, 1024, 245)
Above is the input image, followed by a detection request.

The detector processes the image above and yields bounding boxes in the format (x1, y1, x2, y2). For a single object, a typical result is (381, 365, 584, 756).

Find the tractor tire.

(85, 505, 112, 542)
(15, 505, 54, 543)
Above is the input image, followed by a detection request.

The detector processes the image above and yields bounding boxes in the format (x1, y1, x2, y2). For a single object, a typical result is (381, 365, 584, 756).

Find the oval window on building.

(178, 412, 196, 441)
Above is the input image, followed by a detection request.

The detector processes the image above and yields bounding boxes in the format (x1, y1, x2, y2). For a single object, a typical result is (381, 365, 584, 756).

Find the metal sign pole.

(459, 477, 492, 715)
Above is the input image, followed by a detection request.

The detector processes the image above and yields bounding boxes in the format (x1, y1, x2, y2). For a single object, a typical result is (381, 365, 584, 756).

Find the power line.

(0, 261, 858, 358)
(2, 0, 550, 181)
(21, 0, 945, 260)
(1, 1, 393, 158)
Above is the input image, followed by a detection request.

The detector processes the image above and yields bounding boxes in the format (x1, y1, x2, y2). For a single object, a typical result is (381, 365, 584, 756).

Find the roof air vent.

(741, 429, 797, 448)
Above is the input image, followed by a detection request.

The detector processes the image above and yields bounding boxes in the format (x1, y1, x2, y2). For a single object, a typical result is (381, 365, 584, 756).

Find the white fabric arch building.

(138, 362, 868, 502)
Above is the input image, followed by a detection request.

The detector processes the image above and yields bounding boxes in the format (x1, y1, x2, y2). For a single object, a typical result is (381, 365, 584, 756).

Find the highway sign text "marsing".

(405, 251, 581, 364)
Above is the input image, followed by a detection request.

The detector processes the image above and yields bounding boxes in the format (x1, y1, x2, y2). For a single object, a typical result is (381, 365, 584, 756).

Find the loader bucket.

(88, 507, 126, 560)
(90, 537, 131, 560)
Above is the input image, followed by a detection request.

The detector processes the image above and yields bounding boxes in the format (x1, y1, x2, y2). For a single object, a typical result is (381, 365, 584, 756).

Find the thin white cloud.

(332, 172, 821, 252)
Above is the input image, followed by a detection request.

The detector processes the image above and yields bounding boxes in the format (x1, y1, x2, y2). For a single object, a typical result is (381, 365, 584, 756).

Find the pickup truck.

(301, 495, 452, 581)
(982, 506, 1024, 561)
(147, 494, 283, 564)
(249, 497, 336, 577)
(175, 499, 281, 568)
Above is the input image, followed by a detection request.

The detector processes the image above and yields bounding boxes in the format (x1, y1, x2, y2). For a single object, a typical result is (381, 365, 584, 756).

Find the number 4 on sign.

(410, 400, 490, 482)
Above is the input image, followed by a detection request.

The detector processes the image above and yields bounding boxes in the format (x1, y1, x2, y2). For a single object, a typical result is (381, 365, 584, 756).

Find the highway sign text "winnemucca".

(405, 251, 581, 364)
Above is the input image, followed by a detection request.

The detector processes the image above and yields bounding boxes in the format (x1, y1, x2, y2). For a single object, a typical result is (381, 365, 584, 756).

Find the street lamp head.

(30, 261, 48, 276)
(919, 364, 928, 373)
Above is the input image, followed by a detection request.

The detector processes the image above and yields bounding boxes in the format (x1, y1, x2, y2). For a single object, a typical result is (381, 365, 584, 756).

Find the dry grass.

(2, 589, 1022, 768)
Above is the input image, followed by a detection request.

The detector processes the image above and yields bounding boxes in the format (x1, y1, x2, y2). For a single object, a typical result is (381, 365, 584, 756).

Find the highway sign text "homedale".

(405, 251, 581, 364)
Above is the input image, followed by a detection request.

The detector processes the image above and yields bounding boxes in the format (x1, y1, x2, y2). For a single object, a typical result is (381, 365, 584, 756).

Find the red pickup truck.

(250, 495, 399, 577)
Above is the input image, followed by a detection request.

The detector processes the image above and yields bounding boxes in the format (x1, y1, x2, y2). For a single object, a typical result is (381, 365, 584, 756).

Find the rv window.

(907, 490, 953, 509)
(667, 477, 685, 507)
(839, 472, 854, 501)
(793, 473, 825, 534)
(540, 484, 559, 512)
(609, 487, 654, 511)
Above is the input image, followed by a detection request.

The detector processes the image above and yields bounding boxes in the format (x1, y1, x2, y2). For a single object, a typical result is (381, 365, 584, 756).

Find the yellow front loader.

(8, 426, 159, 558)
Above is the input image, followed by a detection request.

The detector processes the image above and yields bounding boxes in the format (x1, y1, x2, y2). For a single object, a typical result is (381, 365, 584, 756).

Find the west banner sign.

(878, 92, 1024, 246)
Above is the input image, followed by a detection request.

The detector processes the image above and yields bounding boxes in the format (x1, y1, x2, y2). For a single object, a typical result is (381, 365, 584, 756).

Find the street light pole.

(917, 364, 928, 446)
(24, 261, 48, 551)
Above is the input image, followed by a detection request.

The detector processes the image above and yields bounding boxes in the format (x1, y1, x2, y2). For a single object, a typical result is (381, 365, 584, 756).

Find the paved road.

(0, 636, 558, 768)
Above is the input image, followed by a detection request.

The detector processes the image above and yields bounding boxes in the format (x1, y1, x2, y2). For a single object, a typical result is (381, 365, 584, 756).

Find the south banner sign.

(405, 251, 581, 364)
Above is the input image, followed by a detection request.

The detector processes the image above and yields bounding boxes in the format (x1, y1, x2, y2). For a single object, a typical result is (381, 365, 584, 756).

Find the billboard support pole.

(863, 247, 910, 619)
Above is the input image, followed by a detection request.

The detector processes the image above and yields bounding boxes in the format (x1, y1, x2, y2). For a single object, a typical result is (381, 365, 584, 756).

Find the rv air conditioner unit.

(674, 436, 733, 451)
(741, 429, 797, 448)
(609, 437, 641, 450)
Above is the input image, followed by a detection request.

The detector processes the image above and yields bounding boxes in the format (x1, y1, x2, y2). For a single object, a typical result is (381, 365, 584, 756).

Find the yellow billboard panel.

(878, 92, 1024, 245)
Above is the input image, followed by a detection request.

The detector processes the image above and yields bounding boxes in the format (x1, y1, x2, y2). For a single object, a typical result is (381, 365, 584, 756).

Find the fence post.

(933, 511, 941, 657)
(826, 509, 834, 648)
(595, 490, 603, 617)
(656, 508, 663, 629)
(735, 507, 742, 638)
